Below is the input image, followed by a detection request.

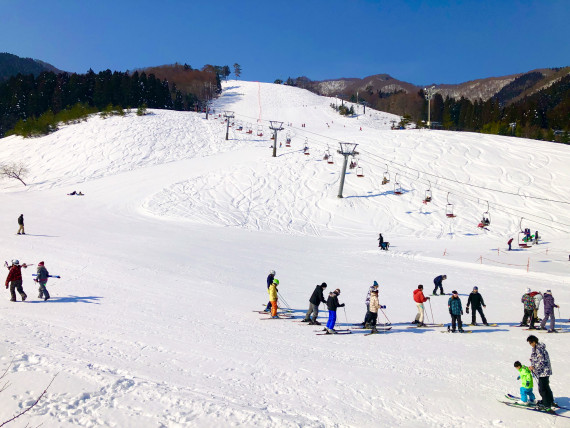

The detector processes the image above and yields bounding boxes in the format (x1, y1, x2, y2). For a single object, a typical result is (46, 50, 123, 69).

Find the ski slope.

(0, 80, 568, 427)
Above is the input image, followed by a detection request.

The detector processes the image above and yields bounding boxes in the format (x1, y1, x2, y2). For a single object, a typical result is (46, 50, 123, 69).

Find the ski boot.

(21, 294, 27, 301)
(312, 320, 321, 325)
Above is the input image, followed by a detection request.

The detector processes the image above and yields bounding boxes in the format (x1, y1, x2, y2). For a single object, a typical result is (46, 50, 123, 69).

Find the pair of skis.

(500, 394, 569, 418)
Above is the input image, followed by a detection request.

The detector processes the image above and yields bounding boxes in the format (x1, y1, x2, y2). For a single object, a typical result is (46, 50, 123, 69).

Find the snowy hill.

(0, 80, 569, 427)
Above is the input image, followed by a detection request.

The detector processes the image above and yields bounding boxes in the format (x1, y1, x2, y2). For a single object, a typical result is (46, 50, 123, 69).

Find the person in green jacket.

(514, 361, 536, 405)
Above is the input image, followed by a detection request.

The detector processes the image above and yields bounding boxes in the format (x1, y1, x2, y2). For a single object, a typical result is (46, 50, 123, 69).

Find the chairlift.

(423, 181, 432, 204)
(356, 166, 364, 177)
(382, 164, 390, 185)
(478, 201, 491, 228)
(246, 123, 253, 134)
(257, 125, 264, 137)
(237, 121, 243, 131)
(349, 157, 357, 169)
(327, 154, 334, 165)
(394, 173, 403, 194)
(518, 217, 532, 248)
(445, 192, 456, 218)
(285, 132, 291, 147)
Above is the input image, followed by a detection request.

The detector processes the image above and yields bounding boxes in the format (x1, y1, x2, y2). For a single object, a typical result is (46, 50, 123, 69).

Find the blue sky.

(1, 0, 568, 85)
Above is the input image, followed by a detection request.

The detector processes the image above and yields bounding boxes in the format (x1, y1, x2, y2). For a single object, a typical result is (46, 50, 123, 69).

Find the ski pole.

(277, 291, 292, 311)
(343, 306, 348, 326)
(379, 307, 391, 325)
(429, 299, 435, 325)
(557, 307, 561, 320)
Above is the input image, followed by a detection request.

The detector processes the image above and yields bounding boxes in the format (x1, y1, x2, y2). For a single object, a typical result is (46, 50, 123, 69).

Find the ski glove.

(517, 376, 520, 380)
(466, 307, 469, 314)
(380, 305, 386, 309)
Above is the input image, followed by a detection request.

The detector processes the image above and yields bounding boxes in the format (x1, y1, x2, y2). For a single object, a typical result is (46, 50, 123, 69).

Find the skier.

(302, 282, 327, 324)
(514, 361, 536, 406)
(5, 260, 28, 302)
(529, 291, 543, 322)
(527, 335, 555, 410)
(325, 288, 345, 334)
(362, 281, 379, 325)
(432, 274, 447, 295)
(520, 288, 536, 329)
(264, 270, 276, 312)
(366, 290, 382, 333)
(35, 261, 50, 301)
(534, 230, 539, 244)
(507, 237, 513, 251)
(268, 278, 279, 318)
(377, 233, 384, 248)
(17, 214, 25, 235)
(540, 290, 560, 333)
(448, 290, 464, 332)
(466, 286, 488, 326)
(412, 284, 430, 327)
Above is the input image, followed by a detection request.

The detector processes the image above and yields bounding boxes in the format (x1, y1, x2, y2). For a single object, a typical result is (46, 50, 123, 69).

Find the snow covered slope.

(0, 80, 568, 427)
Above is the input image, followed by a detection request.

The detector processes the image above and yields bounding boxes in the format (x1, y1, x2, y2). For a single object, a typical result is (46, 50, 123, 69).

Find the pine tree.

(233, 63, 241, 79)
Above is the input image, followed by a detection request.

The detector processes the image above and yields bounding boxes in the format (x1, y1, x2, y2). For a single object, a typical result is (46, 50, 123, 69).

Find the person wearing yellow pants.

(268, 279, 279, 318)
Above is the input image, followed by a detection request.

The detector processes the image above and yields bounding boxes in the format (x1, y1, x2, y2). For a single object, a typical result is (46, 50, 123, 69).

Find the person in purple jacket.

(540, 290, 560, 333)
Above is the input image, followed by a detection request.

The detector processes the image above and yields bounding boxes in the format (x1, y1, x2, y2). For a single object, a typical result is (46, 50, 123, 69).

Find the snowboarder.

(432, 274, 447, 295)
(448, 290, 464, 332)
(264, 270, 275, 312)
(268, 278, 279, 318)
(514, 361, 536, 405)
(527, 335, 555, 410)
(325, 289, 345, 334)
(303, 282, 327, 324)
(413, 284, 430, 327)
(362, 281, 379, 325)
(466, 286, 488, 326)
(17, 214, 25, 235)
(35, 261, 50, 301)
(507, 237, 513, 251)
(540, 290, 559, 333)
(520, 288, 536, 329)
(5, 260, 28, 302)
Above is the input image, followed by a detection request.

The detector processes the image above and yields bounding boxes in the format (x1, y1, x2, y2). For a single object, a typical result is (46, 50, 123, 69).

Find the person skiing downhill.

(540, 290, 560, 333)
(432, 274, 447, 295)
(303, 282, 327, 325)
(413, 284, 430, 327)
(5, 260, 28, 301)
(448, 290, 464, 332)
(17, 214, 25, 235)
(466, 286, 488, 326)
(520, 288, 536, 329)
(514, 361, 536, 406)
(264, 270, 275, 312)
(527, 335, 555, 410)
(325, 289, 345, 334)
(268, 278, 279, 318)
(35, 261, 50, 301)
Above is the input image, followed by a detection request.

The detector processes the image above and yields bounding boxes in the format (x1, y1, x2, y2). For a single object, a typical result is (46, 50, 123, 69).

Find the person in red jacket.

(413, 284, 430, 327)
(5, 260, 28, 302)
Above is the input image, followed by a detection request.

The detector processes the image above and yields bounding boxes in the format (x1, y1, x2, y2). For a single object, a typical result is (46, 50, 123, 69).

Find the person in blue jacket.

(264, 270, 275, 312)
(433, 274, 447, 295)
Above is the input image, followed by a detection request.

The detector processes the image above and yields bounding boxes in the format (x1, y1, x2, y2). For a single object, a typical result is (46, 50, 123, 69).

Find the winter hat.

(452, 290, 458, 295)
(418, 284, 423, 289)
(273, 279, 279, 285)
(373, 280, 378, 286)
(38, 261, 44, 266)
(321, 282, 328, 288)
(473, 286, 478, 290)
(525, 288, 531, 293)
(334, 288, 341, 295)
(545, 289, 552, 294)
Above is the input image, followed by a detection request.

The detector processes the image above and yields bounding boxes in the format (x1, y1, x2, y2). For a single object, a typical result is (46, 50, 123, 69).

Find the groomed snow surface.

(0, 80, 569, 427)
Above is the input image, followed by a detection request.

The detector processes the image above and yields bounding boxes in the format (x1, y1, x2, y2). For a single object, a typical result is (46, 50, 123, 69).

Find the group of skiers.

(520, 288, 560, 332)
(5, 260, 51, 302)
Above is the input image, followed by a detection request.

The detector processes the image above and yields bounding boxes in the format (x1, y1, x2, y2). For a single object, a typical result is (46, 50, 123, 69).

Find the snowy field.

(0, 80, 569, 427)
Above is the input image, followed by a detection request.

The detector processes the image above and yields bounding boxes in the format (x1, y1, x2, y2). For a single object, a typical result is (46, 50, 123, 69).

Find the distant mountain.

(0, 52, 62, 80)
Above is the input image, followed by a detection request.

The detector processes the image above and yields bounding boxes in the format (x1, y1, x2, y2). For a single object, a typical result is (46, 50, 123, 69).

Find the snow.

(0, 79, 569, 427)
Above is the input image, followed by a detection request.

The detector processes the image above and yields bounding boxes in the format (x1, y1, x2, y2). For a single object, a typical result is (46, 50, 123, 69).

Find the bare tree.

(0, 162, 29, 186)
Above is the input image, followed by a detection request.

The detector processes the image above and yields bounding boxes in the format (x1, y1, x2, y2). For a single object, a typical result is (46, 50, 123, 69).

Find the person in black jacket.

(303, 282, 328, 324)
(264, 270, 276, 312)
(326, 289, 345, 334)
(466, 286, 488, 326)
(17, 214, 25, 235)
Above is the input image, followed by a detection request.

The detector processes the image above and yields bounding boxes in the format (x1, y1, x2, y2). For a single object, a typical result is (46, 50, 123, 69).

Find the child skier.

(448, 290, 464, 332)
(326, 288, 345, 334)
(363, 281, 379, 325)
(264, 270, 275, 312)
(514, 361, 536, 405)
(268, 278, 279, 318)
(367, 290, 385, 333)
(35, 261, 50, 301)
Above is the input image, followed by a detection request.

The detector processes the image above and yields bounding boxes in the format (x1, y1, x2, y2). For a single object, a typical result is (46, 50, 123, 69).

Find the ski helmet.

(273, 279, 279, 285)
(270, 270, 275, 275)
(373, 280, 378, 286)
(38, 261, 44, 266)
(13, 260, 19, 265)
